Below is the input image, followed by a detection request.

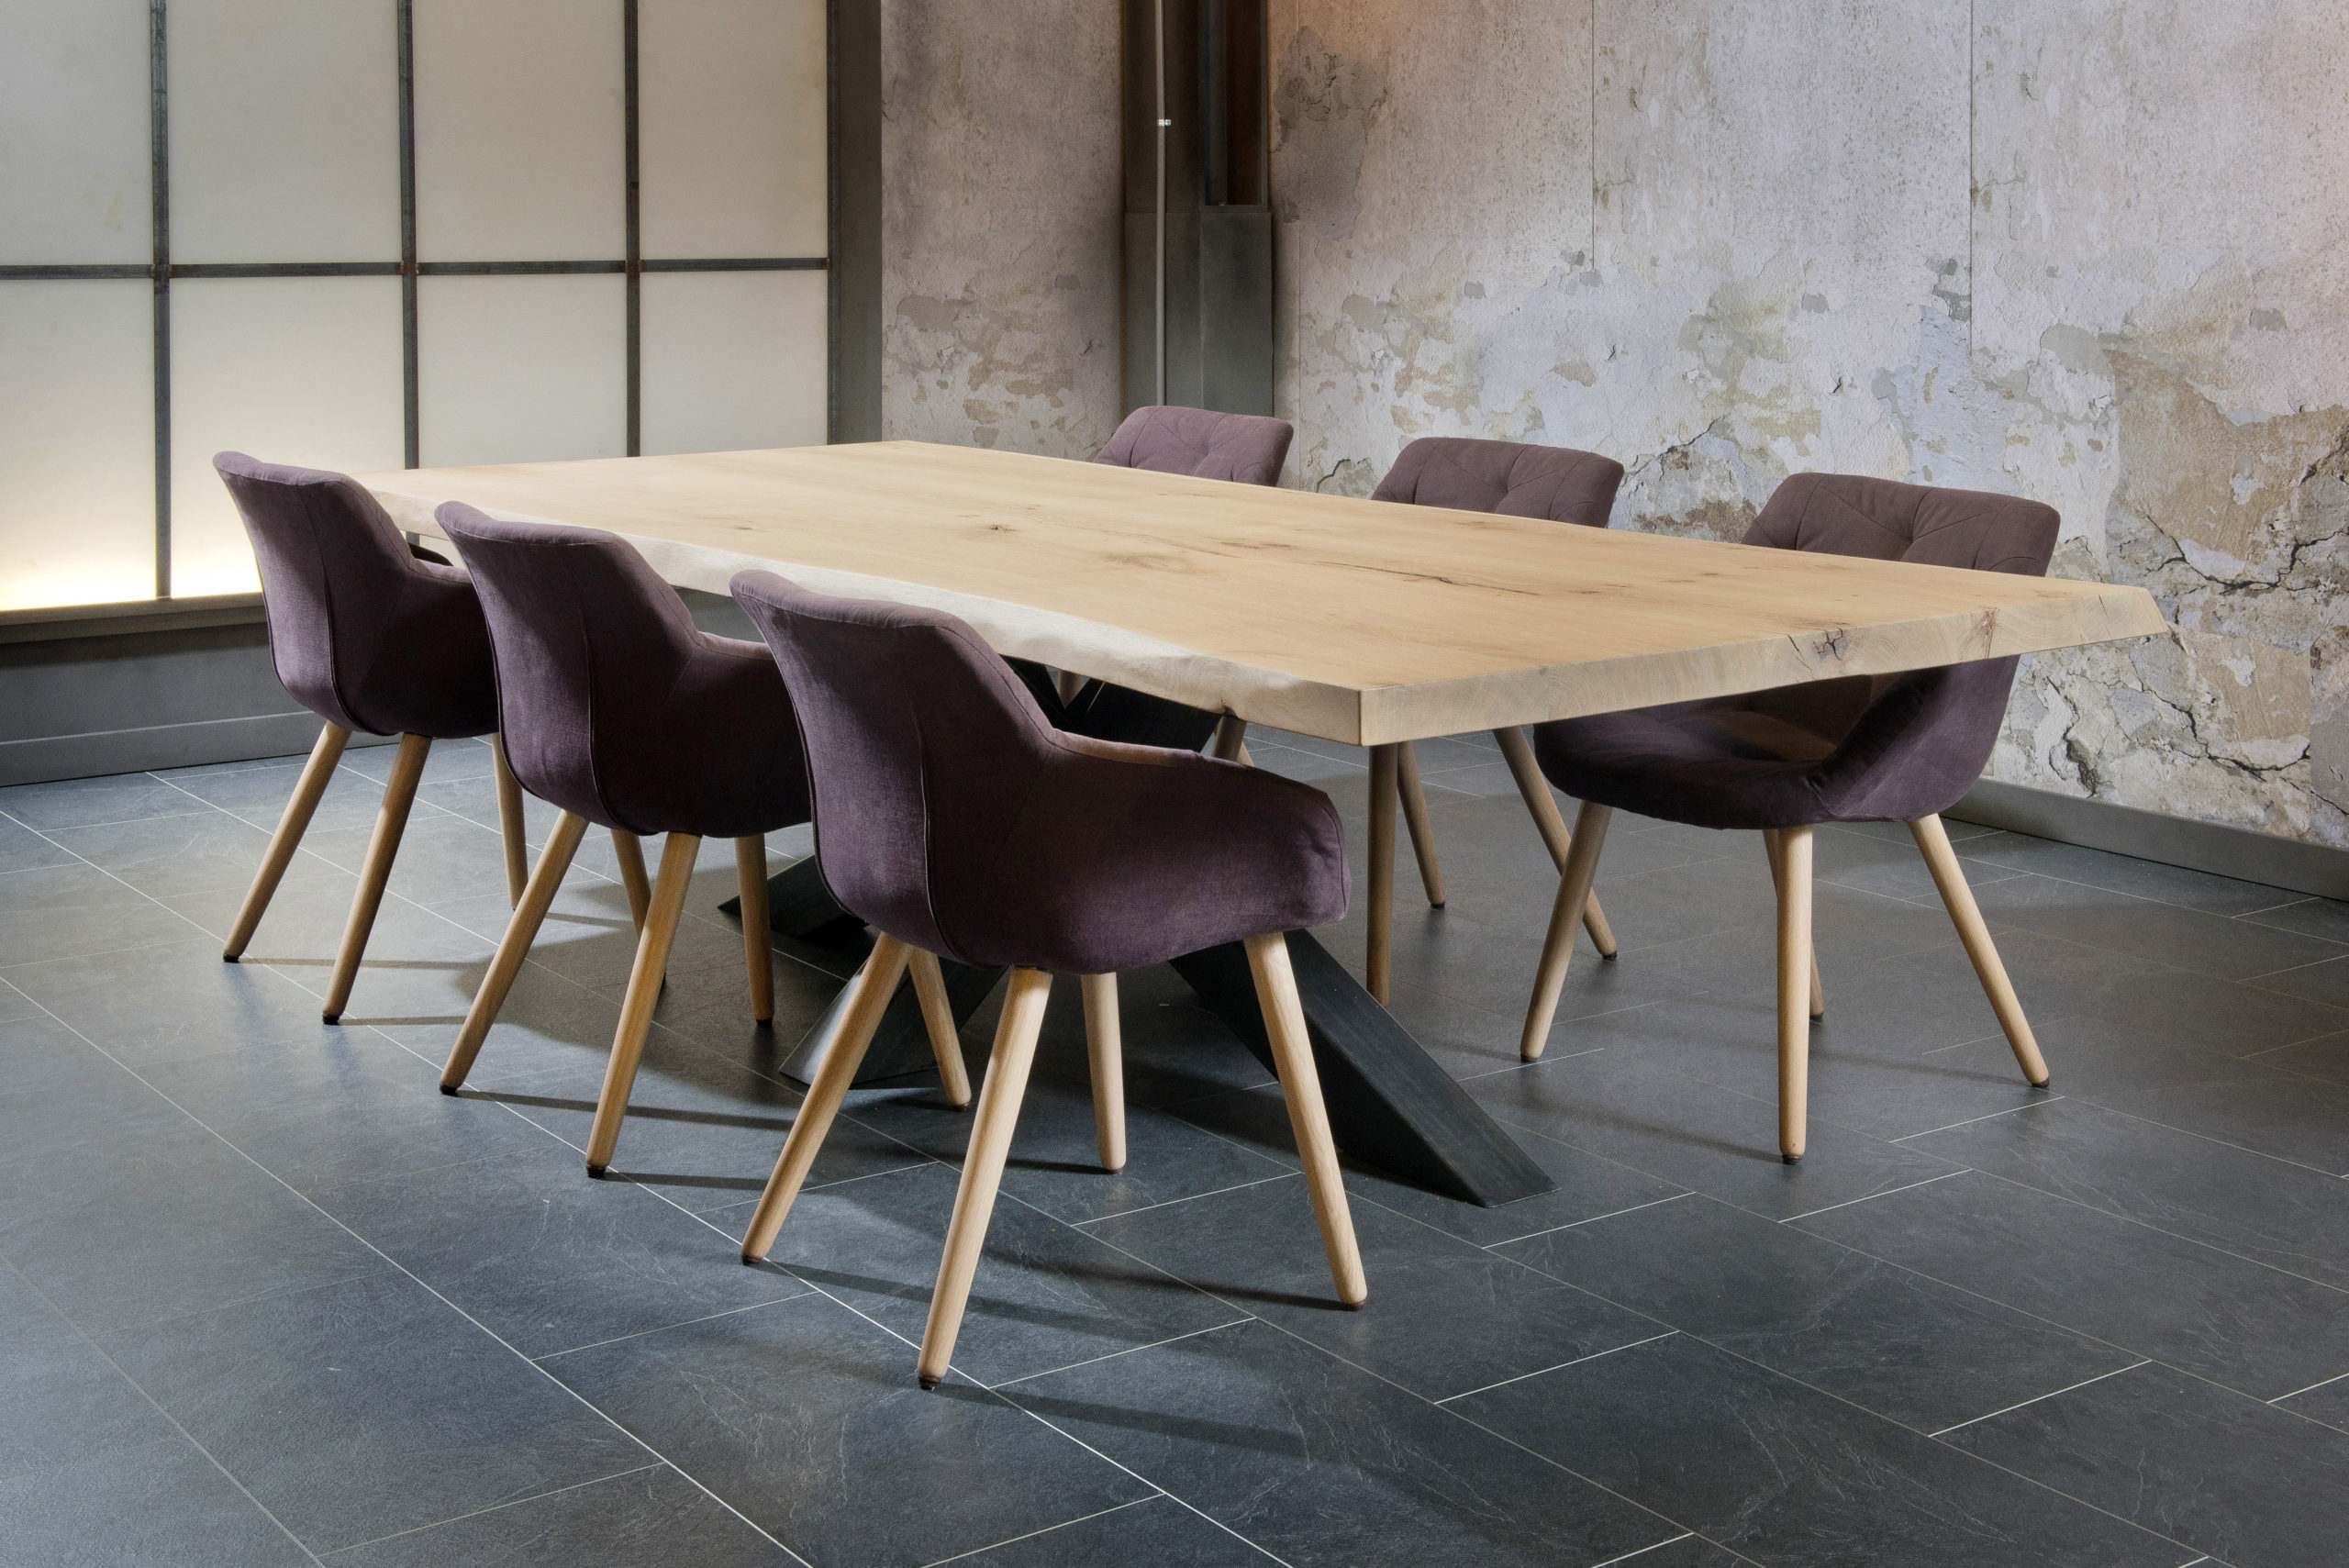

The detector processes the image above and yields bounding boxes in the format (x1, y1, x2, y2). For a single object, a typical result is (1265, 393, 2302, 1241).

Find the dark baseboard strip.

(1949, 778, 2349, 902)
(0, 712, 398, 788)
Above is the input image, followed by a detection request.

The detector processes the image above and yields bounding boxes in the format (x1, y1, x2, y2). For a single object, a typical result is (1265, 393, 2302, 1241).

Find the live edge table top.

(357, 441, 2167, 748)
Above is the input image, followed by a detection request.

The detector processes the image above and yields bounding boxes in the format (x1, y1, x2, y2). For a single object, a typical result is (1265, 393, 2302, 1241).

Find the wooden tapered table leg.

(584, 831, 699, 1174)
(908, 948, 973, 1106)
(1493, 726, 1614, 955)
(919, 966, 1052, 1387)
(1776, 825, 1815, 1162)
(610, 829, 651, 936)
(1761, 828, 1825, 1019)
(735, 836, 774, 1023)
(1396, 742, 1447, 909)
(491, 733, 527, 906)
(322, 732, 430, 1023)
(1081, 972, 1124, 1173)
(1244, 934, 1366, 1305)
(1910, 813, 2049, 1086)
(225, 721, 349, 961)
(1520, 802, 1613, 1061)
(442, 811, 589, 1090)
(1367, 743, 1399, 1005)
(740, 936, 915, 1262)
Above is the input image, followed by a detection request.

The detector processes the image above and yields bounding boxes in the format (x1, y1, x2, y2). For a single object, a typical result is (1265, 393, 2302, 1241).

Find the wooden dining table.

(358, 441, 2166, 1206)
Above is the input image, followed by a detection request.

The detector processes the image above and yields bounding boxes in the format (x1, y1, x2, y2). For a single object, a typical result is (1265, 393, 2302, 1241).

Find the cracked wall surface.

(880, 0, 1121, 457)
(1270, 0, 2349, 846)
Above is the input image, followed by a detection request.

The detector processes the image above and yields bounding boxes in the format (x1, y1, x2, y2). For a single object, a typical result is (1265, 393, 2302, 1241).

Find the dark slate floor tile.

(0, 1012, 125, 1103)
(369, 961, 626, 1087)
(952, 1496, 1272, 1566)
(2250, 1028, 2349, 1084)
(340, 734, 497, 786)
(9, 935, 350, 1069)
(0, 1436, 314, 1567)
(0, 860, 151, 917)
(2239, 894, 2349, 945)
(0, 977, 37, 1024)
(2021, 957, 2349, 1058)
(1454, 1333, 2191, 1568)
(1943, 1360, 2349, 1568)
(1497, 1193, 2137, 1433)
(1954, 829, 2310, 917)
(311, 1143, 806, 1359)
(328, 1463, 795, 1567)
(2054, 1049, 2349, 1178)
(1461, 1050, 1964, 1223)
(0, 814, 76, 874)
(1589, 1538, 1747, 1568)
(487, 1031, 924, 1215)
(2275, 1371, 2349, 1430)
(303, 809, 517, 912)
(41, 809, 291, 901)
(0, 771, 217, 831)
(161, 751, 401, 834)
(2247, 951, 2349, 1008)
(1793, 1170, 2349, 1400)
(1085, 1176, 1656, 1400)
(724, 1161, 1238, 1387)
(0, 1107, 387, 1335)
(0, 881, 196, 967)
(138, 1024, 553, 1195)
(1811, 820, 2020, 904)
(1904, 1096, 2349, 1290)
(97, 1272, 647, 1554)
(1969, 872, 2345, 982)
(0, 1263, 173, 1484)
(1002, 1319, 1676, 1568)
(550, 1292, 1149, 1568)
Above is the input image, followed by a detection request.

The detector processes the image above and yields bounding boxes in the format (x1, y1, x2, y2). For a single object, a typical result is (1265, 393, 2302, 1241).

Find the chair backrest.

(1738, 473, 2061, 819)
(728, 571, 1074, 957)
(1092, 406, 1293, 485)
(437, 503, 721, 828)
(213, 451, 494, 738)
(1371, 437, 1624, 527)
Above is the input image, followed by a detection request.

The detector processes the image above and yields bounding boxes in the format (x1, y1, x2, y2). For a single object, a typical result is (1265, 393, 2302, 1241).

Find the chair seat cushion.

(1532, 698, 1857, 831)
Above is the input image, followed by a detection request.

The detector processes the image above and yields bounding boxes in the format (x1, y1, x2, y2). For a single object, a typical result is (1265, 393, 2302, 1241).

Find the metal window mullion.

(150, 0, 172, 599)
(623, 0, 641, 457)
(398, 0, 418, 469)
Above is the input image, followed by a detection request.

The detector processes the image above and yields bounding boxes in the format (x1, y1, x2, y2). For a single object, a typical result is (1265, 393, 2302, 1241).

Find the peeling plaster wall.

(879, 0, 1121, 456)
(1270, 0, 2349, 846)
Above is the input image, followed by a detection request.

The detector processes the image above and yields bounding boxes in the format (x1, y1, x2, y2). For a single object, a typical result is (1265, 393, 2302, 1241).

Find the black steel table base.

(722, 855, 1557, 1207)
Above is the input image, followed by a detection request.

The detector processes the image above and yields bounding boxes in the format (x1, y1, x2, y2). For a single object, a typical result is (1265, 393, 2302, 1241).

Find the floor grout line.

(1929, 1360, 2151, 1438)
(311, 1462, 667, 1558)
(1069, 1172, 1298, 1228)
(2268, 1369, 2349, 1405)
(1587, 1533, 1699, 1568)
(914, 1496, 1166, 1568)
(1436, 1331, 1681, 1405)
(531, 1295, 814, 1364)
(1891, 1098, 2063, 1140)
(985, 1318, 1255, 1391)
(1777, 1168, 1971, 1223)
(1479, 1189, 1694, 1250)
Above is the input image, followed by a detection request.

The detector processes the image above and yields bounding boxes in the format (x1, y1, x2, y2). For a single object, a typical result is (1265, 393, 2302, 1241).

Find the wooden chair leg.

(1245, 933, 1366, 1307)
(918, 966, 1053, 1387)
(224, 721, 349, 960)
(1761, 828, 1825, 1019)
(1494, 727, 1616, 956)
(491, 733, 528, 906)
(609, 829, 651, 936)
(1209, 714, 1248, 761)
(1396, 741, 1447, 908)
(735, 836, 774, 1023)
(1910, 814, 2050, 1086)
(584, 831, 699, 1175)
(740, 936, 915, 1261)
(1367, 743, 1398, 1004)
(1776, 825, 1815, 1162)
(441, 811, 589, 1091)
(908, 949, 973, 1106)
(1520, 801, 1612, 1061)
(1081, 972, 1125, 1173)
(322, 732, 430, 1023)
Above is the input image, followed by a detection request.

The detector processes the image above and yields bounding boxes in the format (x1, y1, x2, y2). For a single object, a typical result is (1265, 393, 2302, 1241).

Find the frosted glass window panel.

(0, 2, 152, 264)
(0, 284, 155, 609)
(640, 271, 827, 455)
(169, 278, 405, 598)
(168, 0, 401, 263)
(417, 275, 627, 467)
(639, 0, 827, 259)
(412, 0, 625, 261)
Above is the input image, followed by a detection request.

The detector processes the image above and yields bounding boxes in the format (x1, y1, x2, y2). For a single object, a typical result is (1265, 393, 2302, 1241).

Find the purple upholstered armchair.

(1520, 473, 2060, 1162)
(214, 453, 536, 1023)
(428, 506, 959, 1177)
(1367, 436, 1628, 951)
(728, 569, 1364, 1387)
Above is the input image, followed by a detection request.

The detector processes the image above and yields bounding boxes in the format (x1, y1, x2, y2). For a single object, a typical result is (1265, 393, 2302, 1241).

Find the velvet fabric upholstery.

(437, 505, 808, 840)
(215, 452, 497, 740)
(1532, 473, 2060, 830)
(1371, 437, 1624, 527)
(1091, 405, 1294, 485)
(729, 572, 1349, 975)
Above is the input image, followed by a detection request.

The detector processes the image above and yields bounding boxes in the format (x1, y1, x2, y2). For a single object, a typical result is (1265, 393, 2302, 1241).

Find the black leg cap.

(222, 953, 239, 963)
(439, 1084, 458, 1096)
(584, 1164, 607, 1179)
(918, 1376, 941, 1391)
(1781, 1153, 1802, 1164)
(321, 1013, 340, 1025)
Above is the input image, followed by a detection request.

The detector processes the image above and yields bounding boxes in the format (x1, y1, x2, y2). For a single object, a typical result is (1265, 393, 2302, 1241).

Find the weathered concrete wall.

(879, 0, 1122, 456)
(1271, 0, 2349, 846)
